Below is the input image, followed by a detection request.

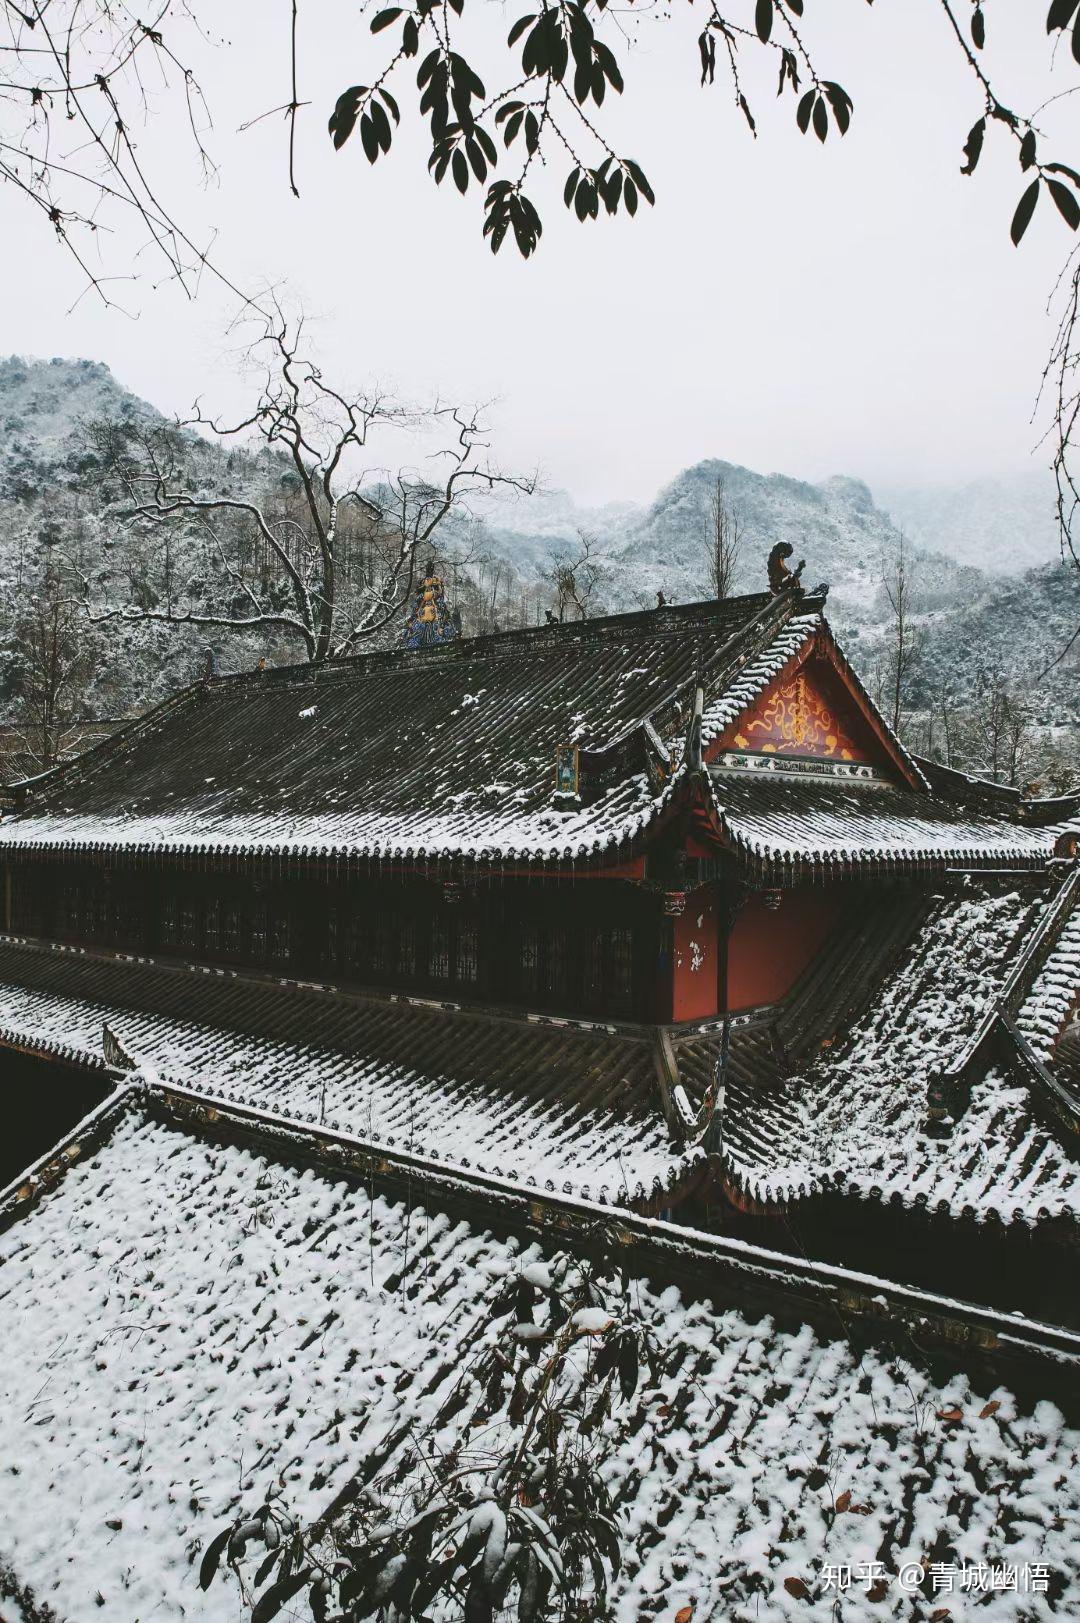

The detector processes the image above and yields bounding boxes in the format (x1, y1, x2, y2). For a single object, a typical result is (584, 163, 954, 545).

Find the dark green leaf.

(1074, 9, 1080, 61)
(623, 159, 653, 205)
(1020, 129, 1037, 170)
(617, 1334, 639, 1401)
(1049, 178, 1080, 229)
(755, 0, 773, 43)
(254, 1549, 280, 1589)
(960, 116, 985, 175)
(1047, 161, 1080, 185)
(370, 8, 403, 31)
(503, 109, 524, 146)
(787, 0, 804, 11)
(796, 88, 815, 134)
(403, 16, 419, 54)
(563, 166, 580, 206)
(508, 12, 536, 46)
(1010, 176, 1041, 244)
(624, 177, 637, 216)
(360, 113, 379, 164)
(601, 168, 623, 212)
(198, 1527, 233, 1592)
(812, 94, 828, 142)
(379, 86, 401, 124)
(595, 40, 623, 92)
(452, 146, 469, 193)
(822, 81, 852, 135)
(574, 179, 595, 221)
(252, 1567, 312, 1623)
(328, 87, 364, 150)
(700, 29, 716, 86)
(1046, 0, 1080, 30)
(370, 99, 393, 154)
(971, 5, 985, 48)
(417, 47, 441, 87)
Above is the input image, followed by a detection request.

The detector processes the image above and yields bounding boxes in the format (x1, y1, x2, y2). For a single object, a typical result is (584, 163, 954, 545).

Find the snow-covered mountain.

(0, 354, 1076, 747)
(600, 460, 983, 632)
(876, 470, 1059, 576)
(0, 355, 161, 500)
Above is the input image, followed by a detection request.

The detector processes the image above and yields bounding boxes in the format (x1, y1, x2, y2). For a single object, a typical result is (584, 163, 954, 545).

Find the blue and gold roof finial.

(403, 562, 461, 649)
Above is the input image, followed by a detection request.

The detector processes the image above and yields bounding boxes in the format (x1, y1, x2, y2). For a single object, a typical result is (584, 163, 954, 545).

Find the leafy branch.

(197, 1251, 662, 1622)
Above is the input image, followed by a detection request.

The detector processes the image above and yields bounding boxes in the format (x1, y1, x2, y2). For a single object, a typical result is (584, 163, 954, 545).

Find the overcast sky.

(1, 3, 1076, 505)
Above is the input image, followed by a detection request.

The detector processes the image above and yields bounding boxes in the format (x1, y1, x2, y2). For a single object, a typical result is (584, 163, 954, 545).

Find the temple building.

(2, 584, 1080, 1620)
(1, 587, 1078, 1229)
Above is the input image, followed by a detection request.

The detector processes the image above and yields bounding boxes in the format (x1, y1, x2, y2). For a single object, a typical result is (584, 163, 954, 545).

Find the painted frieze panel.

(715, 660, 878, 765)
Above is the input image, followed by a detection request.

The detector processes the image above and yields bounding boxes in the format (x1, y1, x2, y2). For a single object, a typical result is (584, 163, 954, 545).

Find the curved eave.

(0, 769, 701, 876)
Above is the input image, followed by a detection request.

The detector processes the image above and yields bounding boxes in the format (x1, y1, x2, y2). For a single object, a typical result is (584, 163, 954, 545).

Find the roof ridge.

(197, 590, 794, 692)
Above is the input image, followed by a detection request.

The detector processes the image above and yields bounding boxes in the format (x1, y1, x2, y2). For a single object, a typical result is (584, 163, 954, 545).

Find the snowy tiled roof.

(0, 937, 696, 1206)
(0, 594, 788, 864)
(723, 882, 1080, 1227)
(0, 590, 1055, 875)
(708, 774, 1056, 873)
(2, 1104, 1078, 1623)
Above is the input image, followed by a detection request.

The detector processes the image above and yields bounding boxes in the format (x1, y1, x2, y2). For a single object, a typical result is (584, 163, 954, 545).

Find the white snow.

(0, 1108, 1077, 1623)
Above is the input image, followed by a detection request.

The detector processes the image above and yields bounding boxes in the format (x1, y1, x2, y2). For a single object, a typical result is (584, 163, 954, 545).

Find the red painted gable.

(711, 649, 898, 774)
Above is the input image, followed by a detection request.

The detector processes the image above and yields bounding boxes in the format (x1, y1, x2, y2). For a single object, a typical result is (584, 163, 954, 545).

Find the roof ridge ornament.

(685, 682, 705, 772)
(403, 564, 461, 650)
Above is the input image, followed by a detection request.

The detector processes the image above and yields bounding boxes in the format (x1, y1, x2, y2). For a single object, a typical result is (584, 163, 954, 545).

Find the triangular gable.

(707, 632, 920, 786)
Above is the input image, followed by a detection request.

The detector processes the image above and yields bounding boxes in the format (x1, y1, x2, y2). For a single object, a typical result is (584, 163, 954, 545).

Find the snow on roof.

(0, 595, 783, 865)
(1016, 905, 1080, 1065)
(0, 938, 695, 1206)
(2, 1105, 1078, 1623)
(725, 884, 1080, 1226)
(709, 774, 1056, 872)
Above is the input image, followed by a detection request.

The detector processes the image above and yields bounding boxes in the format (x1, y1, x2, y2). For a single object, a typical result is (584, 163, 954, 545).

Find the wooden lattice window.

(178, 900, 199, 950)
(323, 908, 339, 970)
(520, 923, 541, 997)
(204, 898, 221, 953)
(397, 918, 416, 978)
(610, 926, 634, 1013)
(456, 919, 479, 985)
(430, 914, 451, 981)
(268, 909, 291, 963)
(250, 902, 267, 961)
(547, 925, 569, 1003)
(160, 894, 179, 947)
(344, 909, 365, 975)
(583, 927, 605, 1006)
(60, 883, 81, 938)
(370, 915, 393, 977)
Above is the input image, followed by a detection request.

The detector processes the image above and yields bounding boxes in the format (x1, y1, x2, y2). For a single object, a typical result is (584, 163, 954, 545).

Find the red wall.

(672, 885, 720, 1022)
(726, 888, 844, 1012)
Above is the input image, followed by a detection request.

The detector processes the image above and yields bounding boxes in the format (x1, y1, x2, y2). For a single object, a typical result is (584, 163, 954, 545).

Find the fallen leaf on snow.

(783, 1577, 810, 1600)
(834, 1490, 852, 1512)
(979, 1400, 1001, 1419)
